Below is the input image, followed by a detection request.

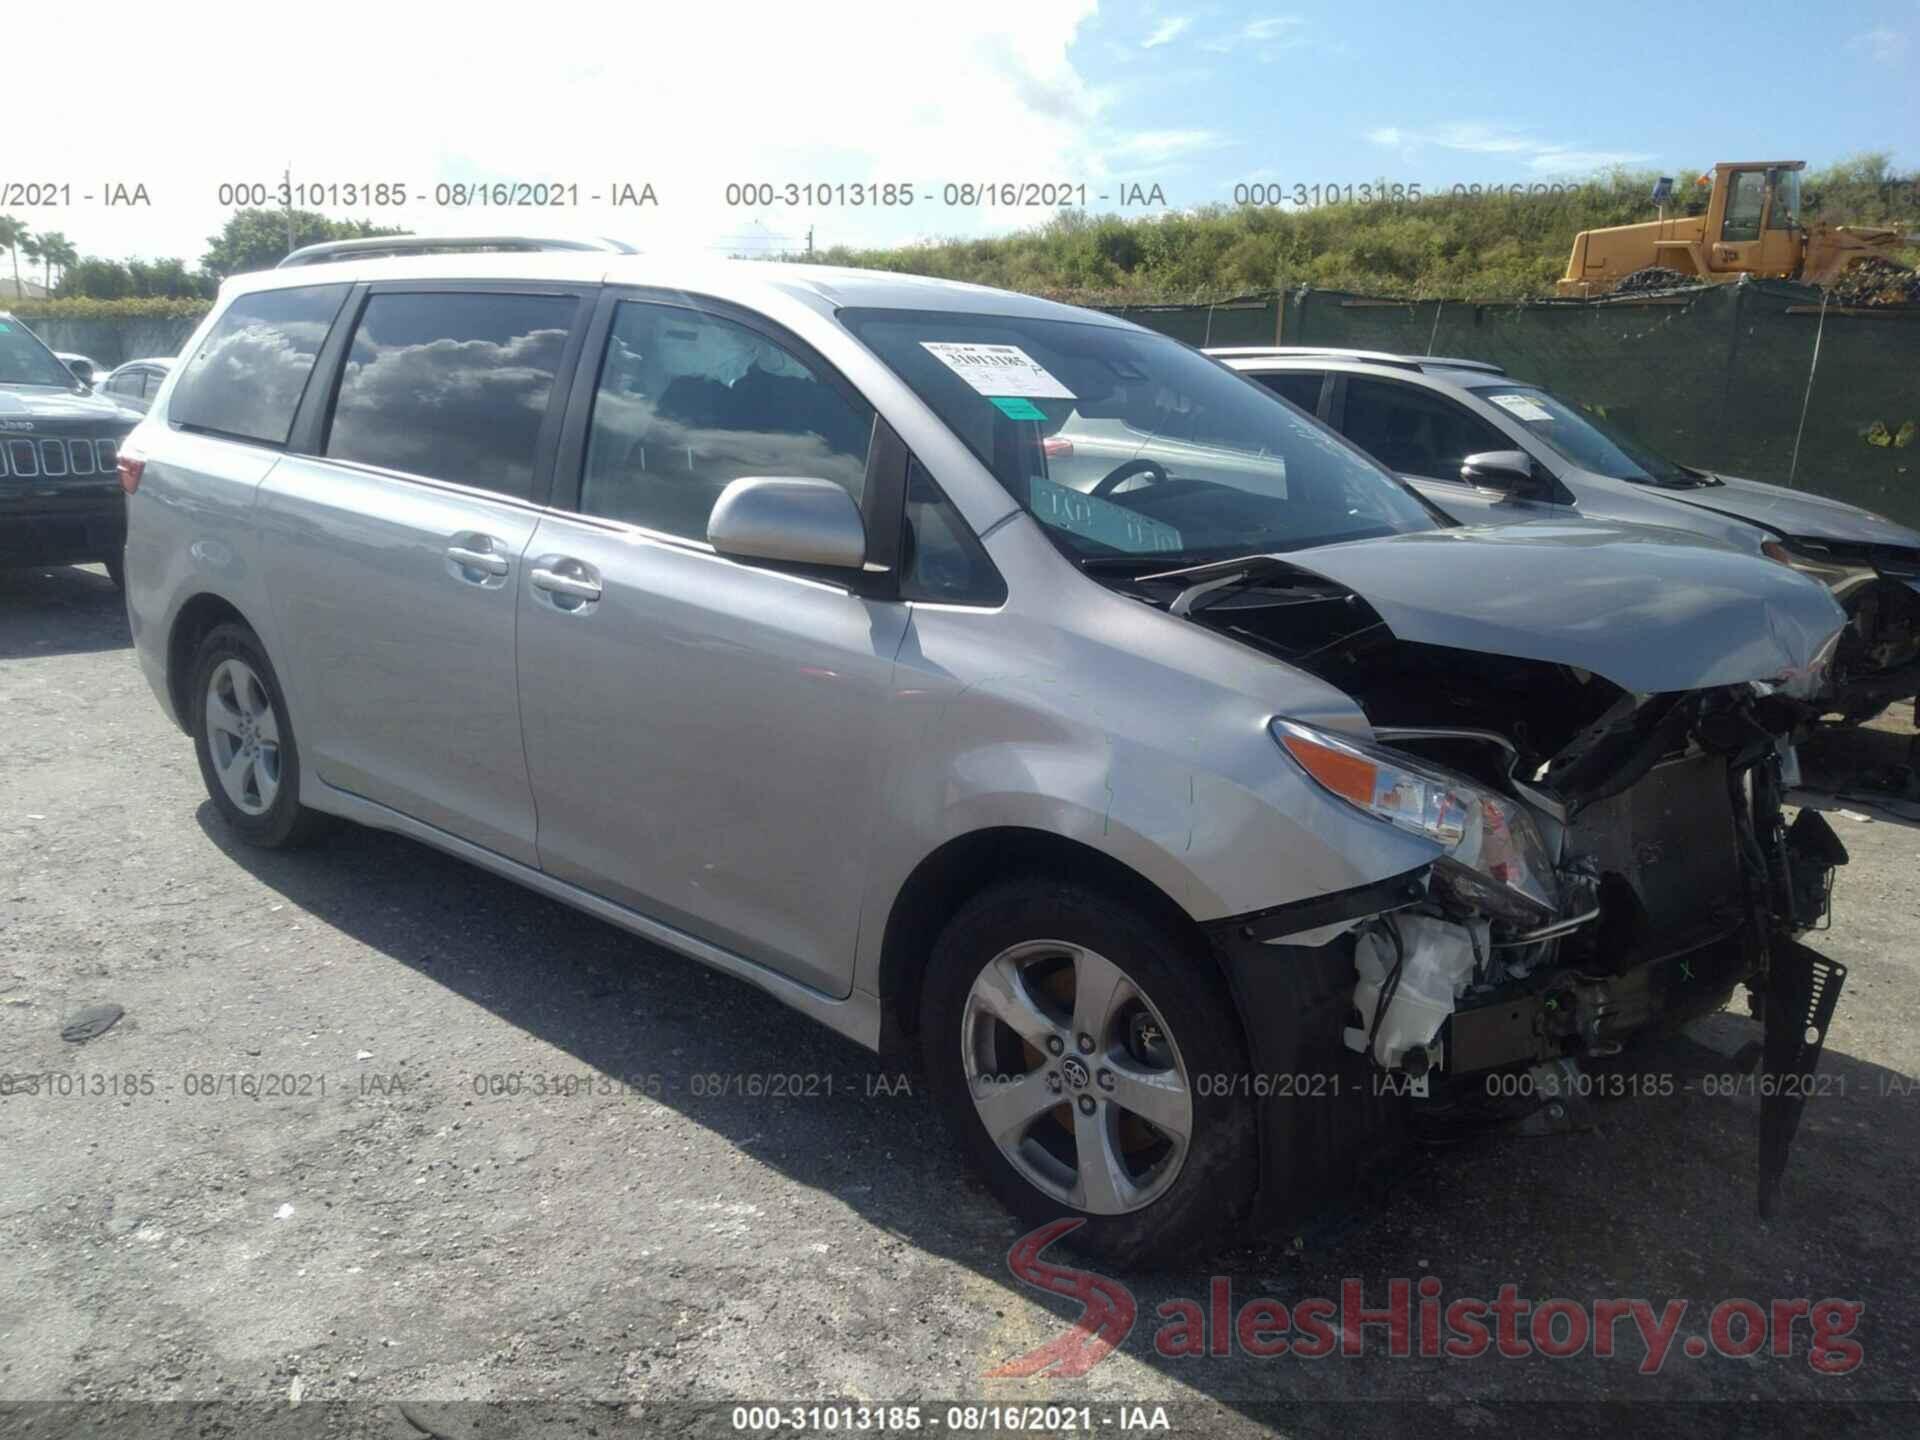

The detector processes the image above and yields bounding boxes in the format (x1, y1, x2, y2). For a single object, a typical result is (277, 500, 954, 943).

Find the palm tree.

(35, 231, 77, 293)
(19, 234, 43, 297)
(0, 215, 26, 299)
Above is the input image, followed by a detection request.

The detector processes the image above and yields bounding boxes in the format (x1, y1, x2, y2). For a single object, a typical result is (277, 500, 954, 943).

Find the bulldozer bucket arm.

(1802, 224, 1904, 286)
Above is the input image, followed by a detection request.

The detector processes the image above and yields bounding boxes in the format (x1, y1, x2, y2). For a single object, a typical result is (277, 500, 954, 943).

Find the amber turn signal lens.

(1276, 730, 1378, 808)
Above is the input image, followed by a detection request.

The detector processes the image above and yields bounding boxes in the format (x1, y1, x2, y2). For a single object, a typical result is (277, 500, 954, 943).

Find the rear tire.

(921, 878, 1256, 1266)
(189, 623, 322, 848)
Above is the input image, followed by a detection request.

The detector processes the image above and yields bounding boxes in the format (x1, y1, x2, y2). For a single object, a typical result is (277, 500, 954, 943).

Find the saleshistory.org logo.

(987, 1220, 1865, 1378)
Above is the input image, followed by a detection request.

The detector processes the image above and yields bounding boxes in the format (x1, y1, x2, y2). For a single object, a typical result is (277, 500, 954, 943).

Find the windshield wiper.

(1077, 553, 1209, 574)
(1136, 553, 1351, 617)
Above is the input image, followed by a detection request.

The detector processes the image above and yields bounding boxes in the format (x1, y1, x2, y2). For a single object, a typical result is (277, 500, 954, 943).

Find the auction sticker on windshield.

(921, 342, 1076, 399)
(1486, 392, 1555, 423)
(1030, 475, 1182, 553)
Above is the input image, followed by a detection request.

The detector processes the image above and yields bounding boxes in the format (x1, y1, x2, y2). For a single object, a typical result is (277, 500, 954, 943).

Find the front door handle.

(530, 557, 603, 610)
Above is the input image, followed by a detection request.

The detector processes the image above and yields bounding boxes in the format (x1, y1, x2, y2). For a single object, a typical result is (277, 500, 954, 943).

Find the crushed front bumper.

(1205, 737, 1852, 1232)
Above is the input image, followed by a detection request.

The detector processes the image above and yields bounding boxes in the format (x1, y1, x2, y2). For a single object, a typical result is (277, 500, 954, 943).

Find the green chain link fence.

(1105, 281, 1920, 528)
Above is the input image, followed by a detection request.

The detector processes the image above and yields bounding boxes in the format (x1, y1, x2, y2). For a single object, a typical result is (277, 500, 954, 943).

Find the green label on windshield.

(989, 396, 1048, 420)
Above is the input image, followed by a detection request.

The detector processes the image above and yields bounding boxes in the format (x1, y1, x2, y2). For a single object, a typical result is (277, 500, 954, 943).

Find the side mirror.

(1460, 450, 1542, 498)
(708, 476, 867, 570)
(67, 359, 95, 384)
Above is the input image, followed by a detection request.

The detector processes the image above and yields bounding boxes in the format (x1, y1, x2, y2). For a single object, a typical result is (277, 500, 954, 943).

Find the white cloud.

(1142, 16, 1192, 48)
(1366, 122, 1652, 174)
(1415, 123, 1541, 156)
(1525, 148, 1655, 174)
(1106, 130, 1229, 163)
(9, 0, 1119, 264)
(1243, 16, 1306, 40)
(1844, 27, 1909, 63)
(1200, 13, 1307, 52)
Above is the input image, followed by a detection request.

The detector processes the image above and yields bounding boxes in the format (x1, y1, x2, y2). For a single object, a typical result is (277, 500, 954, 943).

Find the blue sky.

(8, 0, 1916, 268)
(1069, 1, 1917, 207)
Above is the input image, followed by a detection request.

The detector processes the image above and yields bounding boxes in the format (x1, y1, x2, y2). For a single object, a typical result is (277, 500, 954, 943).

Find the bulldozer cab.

(1706, 162, 1804, 276)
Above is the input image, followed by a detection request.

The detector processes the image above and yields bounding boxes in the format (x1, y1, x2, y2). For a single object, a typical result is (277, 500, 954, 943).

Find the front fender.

(851, 601, 1441, 996)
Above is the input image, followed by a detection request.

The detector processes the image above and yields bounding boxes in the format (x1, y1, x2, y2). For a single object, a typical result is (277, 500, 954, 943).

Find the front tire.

(921, 878, 1256, 1265)
(189, 623, 322, 848)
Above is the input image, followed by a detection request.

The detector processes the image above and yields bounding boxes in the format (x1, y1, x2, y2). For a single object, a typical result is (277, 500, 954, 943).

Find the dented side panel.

(850, 516, 1448, 996)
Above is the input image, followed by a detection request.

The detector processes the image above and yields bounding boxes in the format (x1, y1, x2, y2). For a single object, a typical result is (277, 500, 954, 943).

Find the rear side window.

(169, 284, 350, 445)
(1256, 371, 1325, 414)
(325, 291, 578, 498)
(1340, 378, 1508, 481)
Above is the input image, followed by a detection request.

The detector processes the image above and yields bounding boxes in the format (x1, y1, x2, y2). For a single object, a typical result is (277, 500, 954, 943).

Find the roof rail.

(1208, 344, 1506, 376)
(276, 235, 639, 269)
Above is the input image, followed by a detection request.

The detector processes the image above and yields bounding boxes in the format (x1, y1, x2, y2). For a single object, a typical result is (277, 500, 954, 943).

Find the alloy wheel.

(961, 939, 1193, 1215)
(204, 658, 282, 816)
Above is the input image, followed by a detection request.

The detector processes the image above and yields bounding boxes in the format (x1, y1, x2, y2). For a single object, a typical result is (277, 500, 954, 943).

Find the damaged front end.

(1764, 537, 1920, 722)
(1147, 548, 1853, 1221)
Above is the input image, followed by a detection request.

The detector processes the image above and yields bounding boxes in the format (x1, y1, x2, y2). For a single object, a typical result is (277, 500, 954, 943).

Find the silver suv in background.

(1212, 346, 1920, 723)
(125, 239, 1853, 1260)
(96, 357, 174, 416)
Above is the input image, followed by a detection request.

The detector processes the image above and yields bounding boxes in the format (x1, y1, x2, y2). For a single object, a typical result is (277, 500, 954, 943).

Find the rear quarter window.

(168, 284, 350, 446)
(1256, 371, 1325, 414)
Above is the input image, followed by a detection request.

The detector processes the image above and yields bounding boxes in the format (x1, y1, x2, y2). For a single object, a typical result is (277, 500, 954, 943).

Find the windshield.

(0, 317, 82, 389)
(838, 308, 1439, 565)
(1469, 384, 1696, 487)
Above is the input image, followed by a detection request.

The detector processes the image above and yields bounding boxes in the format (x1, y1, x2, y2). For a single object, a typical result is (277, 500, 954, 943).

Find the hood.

(1660, 472, 1920, 557)
(0, 385, 137, 431)
(1271, 522, 1846, 695)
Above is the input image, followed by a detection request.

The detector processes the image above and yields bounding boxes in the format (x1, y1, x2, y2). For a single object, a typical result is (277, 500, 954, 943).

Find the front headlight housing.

(1761, 538, 1880, 600)
(1271, 717, 1558, 922)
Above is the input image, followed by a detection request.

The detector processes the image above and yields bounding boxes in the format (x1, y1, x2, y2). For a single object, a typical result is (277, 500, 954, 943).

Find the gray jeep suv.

(1213, 346, 1920, 723)
(125, 238, 1852, 1260)
(1, 312, 139, 585)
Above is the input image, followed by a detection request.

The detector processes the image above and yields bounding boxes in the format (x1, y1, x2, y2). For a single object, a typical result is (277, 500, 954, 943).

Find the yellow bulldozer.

(1557, 161, 1907, 297)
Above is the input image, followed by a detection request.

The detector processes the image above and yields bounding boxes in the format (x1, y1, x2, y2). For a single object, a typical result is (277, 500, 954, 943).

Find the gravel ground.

(1, 563, 1917, 1439)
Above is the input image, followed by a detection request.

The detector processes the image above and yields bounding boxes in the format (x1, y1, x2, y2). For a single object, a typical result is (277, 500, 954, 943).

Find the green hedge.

(0, 296, 214, 321)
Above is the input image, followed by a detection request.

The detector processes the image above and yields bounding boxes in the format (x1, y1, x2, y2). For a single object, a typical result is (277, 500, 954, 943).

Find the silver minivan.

(123, 238, 1855, 1260)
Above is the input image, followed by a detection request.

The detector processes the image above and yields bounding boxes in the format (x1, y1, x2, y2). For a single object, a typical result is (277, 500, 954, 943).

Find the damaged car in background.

(1211, 345, 1920, 726)
(129, 251, 1857, 1264)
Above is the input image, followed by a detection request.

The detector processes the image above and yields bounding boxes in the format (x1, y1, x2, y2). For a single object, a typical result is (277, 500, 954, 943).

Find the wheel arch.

(874, 825, 1238, 1056)
(165, 592, 257, 733)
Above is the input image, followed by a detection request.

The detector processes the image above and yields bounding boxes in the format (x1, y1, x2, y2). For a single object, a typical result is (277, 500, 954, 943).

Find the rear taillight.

(117, 451, 146, 495)
(1042, 436, 1074, 459)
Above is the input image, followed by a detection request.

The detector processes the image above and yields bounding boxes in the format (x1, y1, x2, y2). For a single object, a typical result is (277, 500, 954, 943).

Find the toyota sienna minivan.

(122, 237, 1855, 1260)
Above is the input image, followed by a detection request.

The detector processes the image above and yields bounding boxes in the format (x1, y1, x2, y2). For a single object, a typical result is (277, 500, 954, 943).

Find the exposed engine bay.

(1127, 556, 1853, 1216)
